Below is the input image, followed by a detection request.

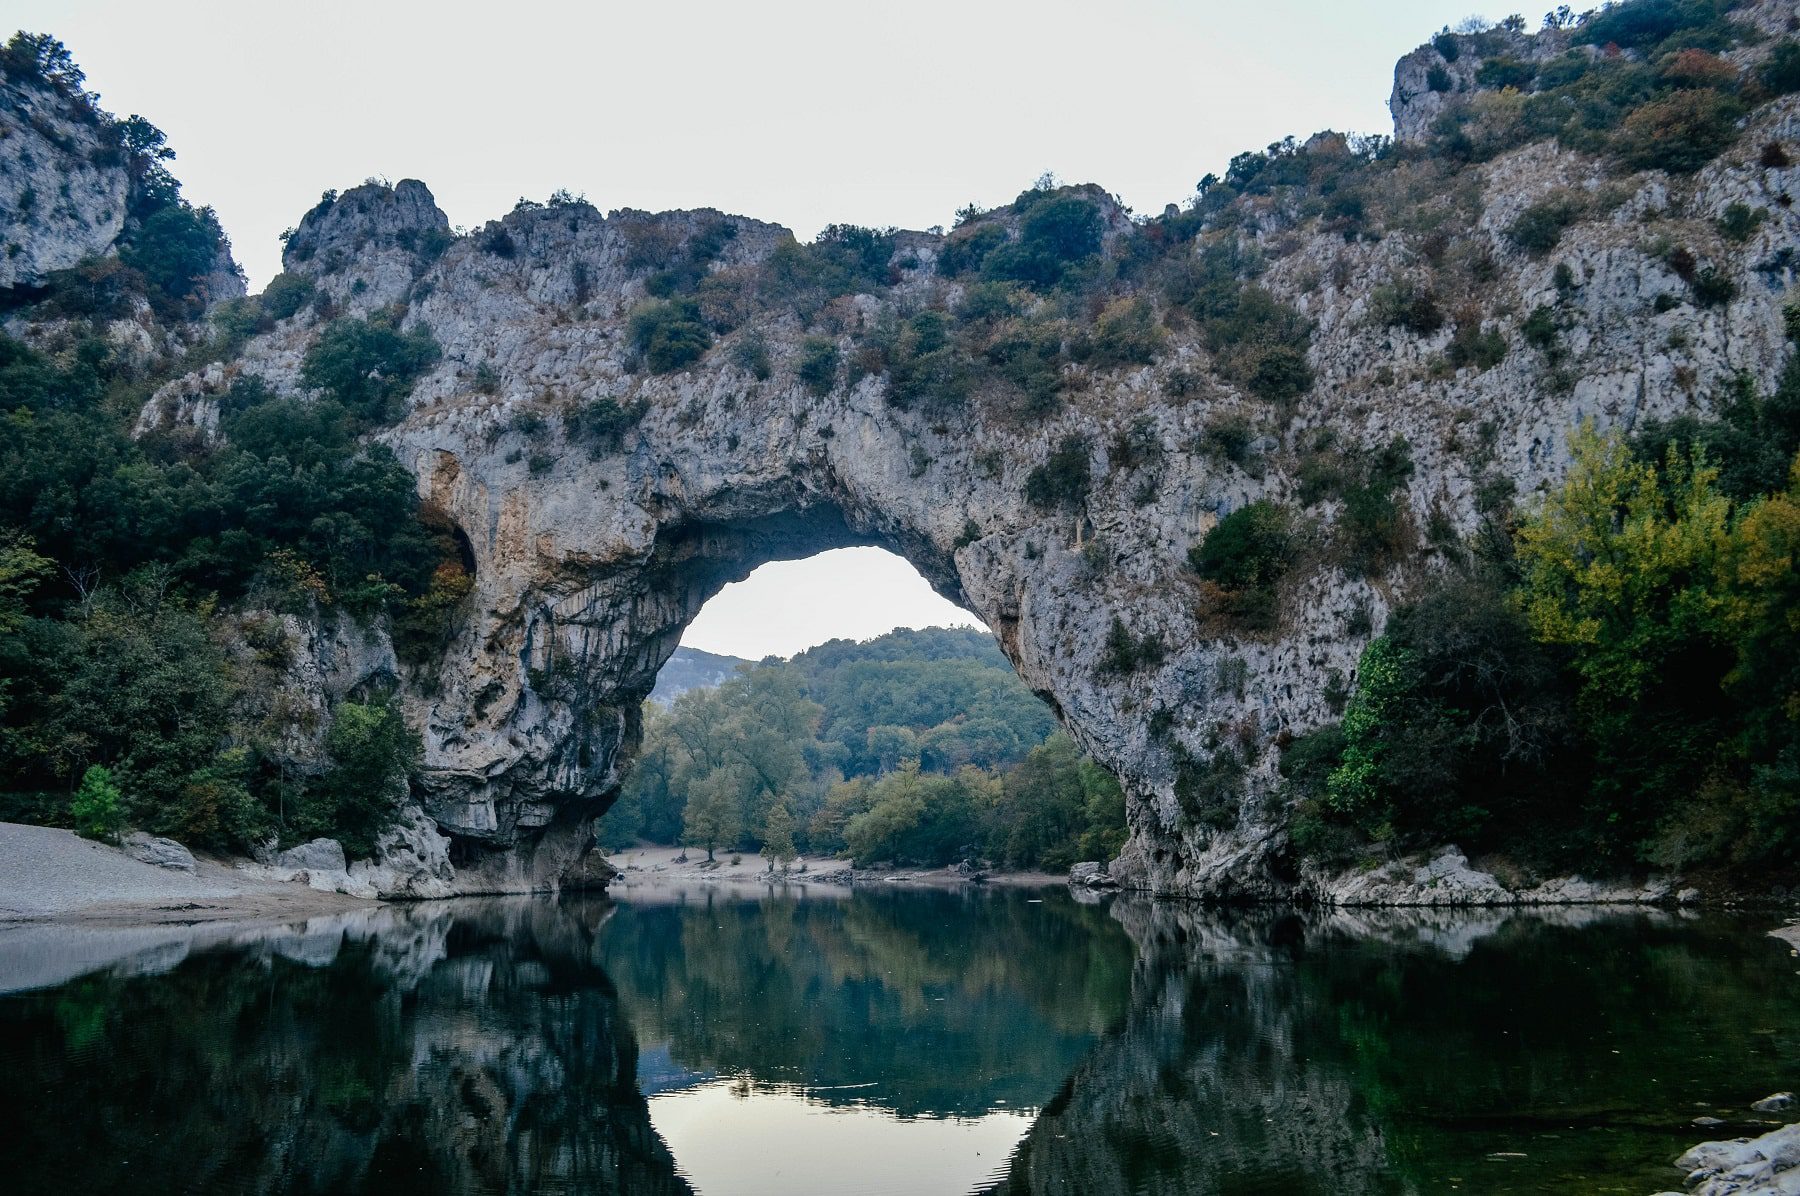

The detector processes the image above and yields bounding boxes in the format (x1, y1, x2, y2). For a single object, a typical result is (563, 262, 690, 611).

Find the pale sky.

(12, 0, 1493, 658)
(682, 548, 981, 659)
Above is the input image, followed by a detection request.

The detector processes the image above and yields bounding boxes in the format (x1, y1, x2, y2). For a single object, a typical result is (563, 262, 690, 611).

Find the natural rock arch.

(397, 331, 1153, 894)
(138, 1, 1799, 896)
(214, 180, 1270, 897)
(6, 9, 1798, 900)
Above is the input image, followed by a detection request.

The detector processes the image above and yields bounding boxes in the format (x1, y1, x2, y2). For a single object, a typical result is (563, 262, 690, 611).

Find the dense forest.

(600, 627, 1127, 871)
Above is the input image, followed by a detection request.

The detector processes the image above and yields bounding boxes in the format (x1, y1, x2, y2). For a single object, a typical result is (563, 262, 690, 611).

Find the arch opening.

(597, 543, 1126, 877)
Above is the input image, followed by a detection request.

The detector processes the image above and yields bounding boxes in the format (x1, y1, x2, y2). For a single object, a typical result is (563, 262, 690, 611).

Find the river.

(0, 887, 1794, 1194)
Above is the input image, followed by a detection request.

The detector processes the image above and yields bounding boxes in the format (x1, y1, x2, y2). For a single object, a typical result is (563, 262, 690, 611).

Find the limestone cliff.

(11, 5, 1800, 898)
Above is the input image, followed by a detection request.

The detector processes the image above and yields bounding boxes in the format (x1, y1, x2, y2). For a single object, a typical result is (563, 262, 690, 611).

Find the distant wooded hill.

(605, 626, 1123, 869)
(648, 647, 750, 707)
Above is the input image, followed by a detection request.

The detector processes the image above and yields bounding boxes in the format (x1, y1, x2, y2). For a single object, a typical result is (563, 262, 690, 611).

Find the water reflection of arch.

(0, 898, 691, 1196)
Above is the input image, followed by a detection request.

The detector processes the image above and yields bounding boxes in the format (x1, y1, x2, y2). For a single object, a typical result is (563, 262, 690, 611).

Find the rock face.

(0, 68, 129, 290)
(14, 8, 1800, 898)
(1312, 846, 1679, 907)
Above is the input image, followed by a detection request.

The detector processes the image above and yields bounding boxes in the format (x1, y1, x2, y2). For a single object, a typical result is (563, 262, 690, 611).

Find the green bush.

(569, 395, 648, 454)
(39, 258, 145, 320)
(1445, 323, 1508, 371)
(731, 332, 772, 380)
(1521, 305, 1564, 358)
(1080, 297, 1166, 368)
(1168, 242, 1313, 402)
(297, 698, 419, 858)
(980, 193, 1104, 290)
(1024, 436, 1092, 509)
(937, 223, 1007, 277)
(70, 765, 123, 841)
(1506, 195, 1584, 254)
(1689, 266, 1737, 307)
(1716, 203, 1766, 244)
(1578, 0, 1741, 54)
(1614, 89, 1742, 173)
(643, 218, 737, 297)
(1198, 414, 1260, 472)
(260, 272, 315, 320)
(629, 298, 711, 373)
(1477, 57, 1537, 90)
(1370, 279, 1444, 334)
(1763, 41, 1800, 94)
(1189, 500, 1292, 628)
(797, 337, 840, 395)
(762, 224, 895, 309)
(871, 309, 973, 411)
(1307, 437, 1414, 575)
(300, 315, 440, 425)
(119, 202, 228, 314)
(1173, 740, 1246, 832)
(1098, 616, 1166, 676)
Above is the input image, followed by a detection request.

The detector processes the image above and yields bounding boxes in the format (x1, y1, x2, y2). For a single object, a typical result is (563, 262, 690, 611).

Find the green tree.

(761, 798, 799, 869)
(683, 767, 744, 861)
(299, 698, 419, 857)
(70, 764, 122, 841)
(629, 299, 711, 373)
(0, 532, 49, 720)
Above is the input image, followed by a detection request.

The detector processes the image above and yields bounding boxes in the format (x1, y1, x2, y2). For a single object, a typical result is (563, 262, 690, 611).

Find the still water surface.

(0, 887, 1795, 1194)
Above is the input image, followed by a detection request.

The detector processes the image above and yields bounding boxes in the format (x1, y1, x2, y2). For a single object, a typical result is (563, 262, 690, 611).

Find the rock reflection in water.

(985, 902, 1800, 1195)
(3, 892, 1799, 1196)
(0, 898, 689, 1196)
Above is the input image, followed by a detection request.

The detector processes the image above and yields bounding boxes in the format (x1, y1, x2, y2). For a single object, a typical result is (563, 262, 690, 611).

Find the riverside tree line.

(601, 627, 1127, 871)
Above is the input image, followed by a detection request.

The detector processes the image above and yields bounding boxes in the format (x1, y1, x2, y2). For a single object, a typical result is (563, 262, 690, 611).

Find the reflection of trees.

(985, 905, 1800, 1195)
(0, 899, 689, 1196)
(10, 892, 1793, 1196)
(601, 887, 1136, 1117)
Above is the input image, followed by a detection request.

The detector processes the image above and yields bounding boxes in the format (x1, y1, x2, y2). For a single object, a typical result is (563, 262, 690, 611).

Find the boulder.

(1755, 1094, 1798, 1114)
(124, 832, 196, 874)
(276, 838, 347, 872)
(1070, 861, 1118, 889)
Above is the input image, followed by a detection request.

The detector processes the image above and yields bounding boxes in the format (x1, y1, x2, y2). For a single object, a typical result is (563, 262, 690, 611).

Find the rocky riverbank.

(0, 821, 372, 926)
(1653, 1109, 1800, 1195)
(1070, 846, 1800, 910)
(604, 844, 1066, 893)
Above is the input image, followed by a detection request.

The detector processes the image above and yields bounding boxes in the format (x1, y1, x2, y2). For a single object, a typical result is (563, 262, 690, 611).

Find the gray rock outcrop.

(1069, 861, 1117, 888)
(0, 69, 128, 290)
(123, 832, 196, 873)
(178, 56, 1800, 896)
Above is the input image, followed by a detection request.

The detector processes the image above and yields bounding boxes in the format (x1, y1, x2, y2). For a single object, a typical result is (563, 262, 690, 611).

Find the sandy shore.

(0, 821, 1065, 931)
(604, 843, 1066, 891)
(0, 821, 373, 928)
